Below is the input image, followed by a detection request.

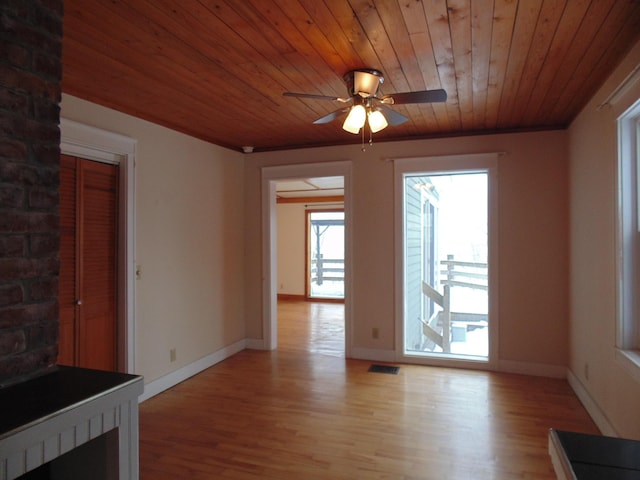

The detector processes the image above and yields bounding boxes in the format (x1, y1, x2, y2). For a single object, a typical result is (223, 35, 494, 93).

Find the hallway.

(277, 299, 344, 357)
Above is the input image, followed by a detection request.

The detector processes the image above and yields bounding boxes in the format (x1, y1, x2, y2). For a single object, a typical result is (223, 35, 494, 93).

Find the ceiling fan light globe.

(368, 110, 388, 133)
(342, 105, 366, 134)
(353, 70, 382, 97)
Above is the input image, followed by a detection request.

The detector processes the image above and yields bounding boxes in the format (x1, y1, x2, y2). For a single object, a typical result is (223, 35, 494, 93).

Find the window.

(307, 210, 345, 299)
(394, 153, 499, 368)
(403, 172, 489, 359)
(617, 98, 640, 379)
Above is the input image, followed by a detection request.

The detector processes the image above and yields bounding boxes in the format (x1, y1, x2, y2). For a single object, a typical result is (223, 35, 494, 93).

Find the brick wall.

(0, 0, 63, 386)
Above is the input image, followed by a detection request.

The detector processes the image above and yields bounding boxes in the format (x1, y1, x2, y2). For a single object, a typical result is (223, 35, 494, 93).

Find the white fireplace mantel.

(0, 367, 144, 480)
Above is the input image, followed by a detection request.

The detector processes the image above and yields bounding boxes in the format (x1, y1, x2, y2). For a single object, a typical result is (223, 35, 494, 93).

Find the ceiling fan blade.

(378, 105, 409, 126)
(381, 89, 447, 105)
(283, 92, 351, 103)
(313, 107, 351, 124)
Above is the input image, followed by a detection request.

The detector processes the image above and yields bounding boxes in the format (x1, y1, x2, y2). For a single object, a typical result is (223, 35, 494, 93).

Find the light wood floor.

(139, 299, 599, 479)
(276, 299, 345, 357)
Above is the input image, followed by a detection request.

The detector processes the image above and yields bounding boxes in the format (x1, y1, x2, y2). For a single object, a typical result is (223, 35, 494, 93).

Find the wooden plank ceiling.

(62, 0, 640, 152)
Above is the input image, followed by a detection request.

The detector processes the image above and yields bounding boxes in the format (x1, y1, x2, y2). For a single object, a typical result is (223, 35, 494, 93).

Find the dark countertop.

(552, 429, 640, 480)
(0, 366, 143, 440)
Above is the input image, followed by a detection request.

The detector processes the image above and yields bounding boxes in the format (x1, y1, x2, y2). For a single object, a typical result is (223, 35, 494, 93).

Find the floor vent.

(368, 364, 400, 375)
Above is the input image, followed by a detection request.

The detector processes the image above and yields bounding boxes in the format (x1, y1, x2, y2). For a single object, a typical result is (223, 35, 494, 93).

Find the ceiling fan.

(283, 69, 447, 135)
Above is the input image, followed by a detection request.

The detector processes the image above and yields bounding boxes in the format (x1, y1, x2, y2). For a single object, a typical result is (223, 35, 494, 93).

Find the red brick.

(32, 51, 62, 81)
(0, 256, 58, 281)
(0, 114, 61, 143)
(0, 345, 57, 383)
(0, 161, 58, 187)
(32, 96, 60, 123)
(0, 88, 30, 116)
(29, 233, 59, 256)
(28, 187, 57, 209)
(1, 0, 62, 386)
(7, 113, 61, 142)
(33, 3, 63, 39)
(0, 66, 60, 102)
(0, 329, 26, 356)
(0, 211, 58, 234)
(36, 0, 63, 17)
(0, 300, 57, 329)
(0, 0, 31, 19)
(27, 321, 57, 349)
(0, 12, 61, 55)
(0, 284, 23, 307)
(0, 235, 25, 256)
(30, 142, 59, 164)
(0, 39, 30, 69)
(29, 277, 57, 301)
(0, 138, 28, 161)
(0, 183, 24, 208)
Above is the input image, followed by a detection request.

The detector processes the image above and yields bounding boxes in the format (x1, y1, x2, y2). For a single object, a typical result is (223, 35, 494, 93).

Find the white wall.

(277, 202, 346, 296)
(61, 94, 246, 385)
(568, 39, 640, 438)
(244, 129, 569, 375)
(277, 203, 306, 295)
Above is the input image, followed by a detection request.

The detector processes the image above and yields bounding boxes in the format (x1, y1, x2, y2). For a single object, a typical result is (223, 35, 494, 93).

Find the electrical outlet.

(170, 348, 177, 362)
(372, 328, 379, 339)
(584, 362, 589, 381)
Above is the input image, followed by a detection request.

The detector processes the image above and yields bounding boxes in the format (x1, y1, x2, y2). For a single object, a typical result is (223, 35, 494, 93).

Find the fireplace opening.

(17, 430, 117, 480)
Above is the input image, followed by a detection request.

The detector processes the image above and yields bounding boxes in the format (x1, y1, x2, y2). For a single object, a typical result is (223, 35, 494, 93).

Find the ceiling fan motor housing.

(344, 69, 384, 98)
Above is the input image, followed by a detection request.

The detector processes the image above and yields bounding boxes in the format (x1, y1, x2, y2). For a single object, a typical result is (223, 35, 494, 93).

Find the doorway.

(394, 153, 499, 368)
(58, 154, 118, 370)
(59, 118, 136, 373)
(402, 171, 489, 359)
(307, 210, 345, 300)
(262, 162, 352, 355)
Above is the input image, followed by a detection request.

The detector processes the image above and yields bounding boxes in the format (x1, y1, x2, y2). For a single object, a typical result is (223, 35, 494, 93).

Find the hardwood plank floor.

(276, 299, 345, 357)
(139, 299, 598, 479)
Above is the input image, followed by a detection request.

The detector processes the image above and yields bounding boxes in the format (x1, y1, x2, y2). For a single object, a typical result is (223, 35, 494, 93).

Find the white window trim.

(393, 152, 500, 370)
(616, 99, 640, 382)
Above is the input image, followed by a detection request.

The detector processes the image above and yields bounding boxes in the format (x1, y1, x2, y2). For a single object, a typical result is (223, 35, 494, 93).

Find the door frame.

(60, 118, 137, 373)
(261, 161, 352, 356)
(393, 152, 500, 370)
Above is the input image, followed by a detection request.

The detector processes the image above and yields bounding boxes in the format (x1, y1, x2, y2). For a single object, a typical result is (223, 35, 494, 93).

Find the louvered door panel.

(79, 160, 118, 370)
(58, 155, 118, 371)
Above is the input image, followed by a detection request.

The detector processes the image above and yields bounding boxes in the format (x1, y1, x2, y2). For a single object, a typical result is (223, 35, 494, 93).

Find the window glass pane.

(308, 211, 344, 299)
(618, 103, 640, 353)
(404, 172, 488, 359)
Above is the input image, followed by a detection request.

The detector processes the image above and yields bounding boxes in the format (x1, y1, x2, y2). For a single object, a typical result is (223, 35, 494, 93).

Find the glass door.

(307, 210, 345, 299)
(403, 171, 489, 360)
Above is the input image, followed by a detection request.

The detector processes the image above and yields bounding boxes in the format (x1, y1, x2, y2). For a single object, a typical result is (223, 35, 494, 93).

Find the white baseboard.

(566, 369, 617, 436)
(350, 347, 396, 363)
(351, 350, 570, 375)
(497, 359, 567, 378)
(139, 339, 246, 402)
(245, 338, 266, 350)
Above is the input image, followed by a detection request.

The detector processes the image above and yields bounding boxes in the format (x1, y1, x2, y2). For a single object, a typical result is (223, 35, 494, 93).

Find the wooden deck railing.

(422, 254, 488, 353)
(310, 255, 344, 285)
